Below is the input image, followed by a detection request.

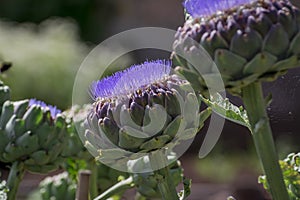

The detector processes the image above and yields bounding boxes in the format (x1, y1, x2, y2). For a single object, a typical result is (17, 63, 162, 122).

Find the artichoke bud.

(84, 60, 201, 171)
(131, 155, 183, 199)
(0, 99, 69, 173)
(39, 172, 76, 200)
(174, 0, 300, 95)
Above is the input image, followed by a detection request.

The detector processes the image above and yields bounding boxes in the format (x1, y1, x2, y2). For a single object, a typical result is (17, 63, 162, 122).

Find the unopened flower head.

(174, 0, 300, 95)
(84, 59, 200, 171)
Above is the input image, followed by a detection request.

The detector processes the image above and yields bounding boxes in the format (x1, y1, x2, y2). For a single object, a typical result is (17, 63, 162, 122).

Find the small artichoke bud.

(131, 156, 183, 199)
(39, 172, 76, 200)
(173, 0, 300, 95)
(0, 99, 69, 174)
(83, 60, 201, 172)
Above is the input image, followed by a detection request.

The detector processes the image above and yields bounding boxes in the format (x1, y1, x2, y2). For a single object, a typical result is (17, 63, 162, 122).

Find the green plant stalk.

(89, 161, 98, 199)
(242, 82, 289, 200)
(93, 176, 134, 200)
(6, 161, 25, 200)
(149, 151, 179, 200)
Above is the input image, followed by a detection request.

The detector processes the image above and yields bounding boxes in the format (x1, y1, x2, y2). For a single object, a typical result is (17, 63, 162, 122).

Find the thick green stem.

(242, 82, 289, 200)
(6, 162, 25, 200)
(149, 151, 179, 200)
(93, 176, 134, 200)
(89, 161, 98, 199)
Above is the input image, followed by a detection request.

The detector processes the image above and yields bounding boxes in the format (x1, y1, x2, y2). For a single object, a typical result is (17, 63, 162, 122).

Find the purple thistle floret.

(184, 0, 254, 18)
(90, 60, 172, 100)
(29, 99, 61, 118)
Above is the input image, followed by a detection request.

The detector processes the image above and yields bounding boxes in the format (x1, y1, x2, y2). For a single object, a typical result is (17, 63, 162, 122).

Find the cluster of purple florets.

(90, 60, 172, 100)
(29, 99, 61, 118)
(184, 0, 254, 18)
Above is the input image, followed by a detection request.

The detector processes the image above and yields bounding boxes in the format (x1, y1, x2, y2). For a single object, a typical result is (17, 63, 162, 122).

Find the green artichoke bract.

(84, 60, 200, 173)
(173, 0, 300, 95)
(0, 99, 68, 173)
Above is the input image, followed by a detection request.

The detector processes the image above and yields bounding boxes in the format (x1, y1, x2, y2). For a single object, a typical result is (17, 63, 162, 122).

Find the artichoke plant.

(173, 0, 300, 95)
(83, 60, 202, 200)
(172, 0, 300, 199)
(0, 98, 69, 200)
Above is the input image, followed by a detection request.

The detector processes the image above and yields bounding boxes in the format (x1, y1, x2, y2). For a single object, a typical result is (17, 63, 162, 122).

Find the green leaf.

(200, 93, 251, 130)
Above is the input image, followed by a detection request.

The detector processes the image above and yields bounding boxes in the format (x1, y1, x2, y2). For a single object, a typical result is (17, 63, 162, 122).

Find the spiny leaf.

(200, 93, 251, 130)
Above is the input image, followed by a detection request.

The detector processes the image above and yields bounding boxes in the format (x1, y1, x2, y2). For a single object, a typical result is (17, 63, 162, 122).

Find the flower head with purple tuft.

(83, 59, 200, 173)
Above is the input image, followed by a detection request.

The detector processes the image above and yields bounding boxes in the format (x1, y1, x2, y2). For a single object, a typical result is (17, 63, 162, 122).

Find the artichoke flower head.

(84, 60, 200, 172)
(0, 99, 69, 173)
(173, 0, 300, 95)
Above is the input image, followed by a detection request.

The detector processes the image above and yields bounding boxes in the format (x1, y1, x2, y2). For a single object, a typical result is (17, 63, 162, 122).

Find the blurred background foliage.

(0, 19, 88, 109)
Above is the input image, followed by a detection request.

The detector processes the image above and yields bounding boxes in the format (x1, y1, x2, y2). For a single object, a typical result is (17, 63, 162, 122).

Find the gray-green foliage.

(200, 93, 250, 129)
(259, 152, 300, 200)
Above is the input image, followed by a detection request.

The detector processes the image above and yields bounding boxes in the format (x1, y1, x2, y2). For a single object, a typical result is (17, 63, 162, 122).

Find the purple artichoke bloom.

(184, 0, 254, 18)
(29, 99, 61, 118)
(90, 60, 172, 100)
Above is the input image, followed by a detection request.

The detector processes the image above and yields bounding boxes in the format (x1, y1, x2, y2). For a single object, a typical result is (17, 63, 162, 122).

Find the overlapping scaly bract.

(173, 0, 300, 95)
